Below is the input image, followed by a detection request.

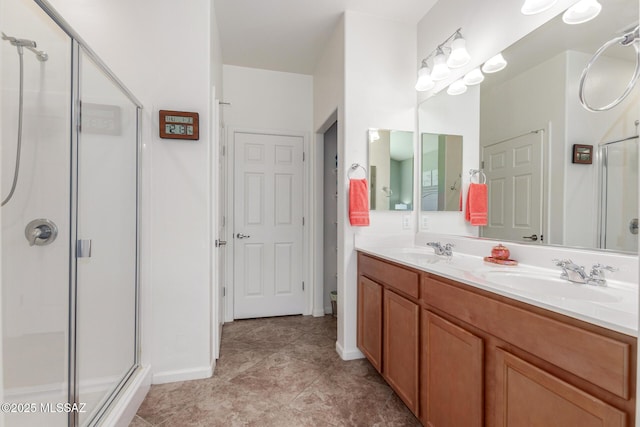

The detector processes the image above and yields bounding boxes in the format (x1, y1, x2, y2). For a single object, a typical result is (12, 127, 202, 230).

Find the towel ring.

(469, 168, 486, 184)
(348, 163, 367, 179)
(579, 25, 640, 112)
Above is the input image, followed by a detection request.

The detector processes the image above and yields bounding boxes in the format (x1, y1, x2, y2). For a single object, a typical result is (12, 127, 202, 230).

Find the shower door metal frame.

(32, 1, 144, 426)
(597, 135, 639, 252)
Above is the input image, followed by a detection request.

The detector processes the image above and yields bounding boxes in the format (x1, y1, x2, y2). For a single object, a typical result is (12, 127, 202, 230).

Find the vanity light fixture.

(562, 0, 602, 24)
(463, 68, 485, 85)
(521, 0, 558, 15)
(431, 48, 451, 81)
(482, 53, 507, 73)
(446, 31, 471, 68)
(415, 60, 435, 91)
(447, 79, 468, 95)
(415, 28, 471, 91)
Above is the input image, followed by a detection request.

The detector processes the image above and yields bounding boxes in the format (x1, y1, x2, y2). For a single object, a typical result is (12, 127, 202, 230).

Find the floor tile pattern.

(131, 315, 420, 426)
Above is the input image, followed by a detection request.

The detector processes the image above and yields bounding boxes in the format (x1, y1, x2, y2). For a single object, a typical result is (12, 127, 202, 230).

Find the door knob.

(215, 239, 227, 247)
(522, 234, 538, 241)
(236, 233, 251, 239)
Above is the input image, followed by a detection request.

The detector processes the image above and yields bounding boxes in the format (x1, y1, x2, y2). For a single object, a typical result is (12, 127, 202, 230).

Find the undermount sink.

(479, 270, 622, 303)
(383, 247, 443, 264)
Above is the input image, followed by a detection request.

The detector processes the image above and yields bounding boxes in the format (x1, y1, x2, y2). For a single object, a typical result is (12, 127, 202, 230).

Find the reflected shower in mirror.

(421, 133, 463, 212)
(368, 129, 414, 211)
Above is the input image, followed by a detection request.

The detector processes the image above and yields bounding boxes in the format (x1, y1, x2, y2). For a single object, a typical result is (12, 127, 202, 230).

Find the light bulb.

(521, 0, 558, 15)
(482, 53, 507, 73)
(447, 34, 471, 69)
(562, 0, 601, 24)
(415, 66, 435, 91)
(447, 79, 468, 96)
(463, 68, 484, 85)
(431, 49, 450, 81)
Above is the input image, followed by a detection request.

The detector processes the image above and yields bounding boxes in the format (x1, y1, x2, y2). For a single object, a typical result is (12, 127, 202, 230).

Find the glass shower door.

(1, 1, 72, 426)
(600, 137, 639, 252)
(74, 47, 139, 425)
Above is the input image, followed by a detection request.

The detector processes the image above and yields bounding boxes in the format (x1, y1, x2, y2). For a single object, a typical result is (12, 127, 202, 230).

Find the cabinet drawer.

(422, 275, 631, 399)
(359, 253, 419, 299)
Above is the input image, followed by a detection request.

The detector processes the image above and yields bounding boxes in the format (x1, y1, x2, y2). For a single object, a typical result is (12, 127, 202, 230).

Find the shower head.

(2, 32, 48, 61)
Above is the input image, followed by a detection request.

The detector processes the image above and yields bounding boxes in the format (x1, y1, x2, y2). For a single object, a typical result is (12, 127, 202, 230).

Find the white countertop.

(356, 240, 638, 337)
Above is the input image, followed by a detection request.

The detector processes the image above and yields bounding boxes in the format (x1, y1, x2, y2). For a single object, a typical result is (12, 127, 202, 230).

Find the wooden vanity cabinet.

(357, 275, 383, 372)
(357, 253, 420, 413)
(421, 309, 483, 427)
(494, 348, 626, 427)
(383, 288, 419, 413)
(357, 252, 636, 426)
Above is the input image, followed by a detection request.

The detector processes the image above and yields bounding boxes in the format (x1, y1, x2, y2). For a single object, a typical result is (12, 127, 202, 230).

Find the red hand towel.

(349, 179, 370, 226)
(465, 183, 488, 226)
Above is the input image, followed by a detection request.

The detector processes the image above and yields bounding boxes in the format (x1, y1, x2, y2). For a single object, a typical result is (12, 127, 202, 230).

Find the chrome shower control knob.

(25, 218, 58, 246)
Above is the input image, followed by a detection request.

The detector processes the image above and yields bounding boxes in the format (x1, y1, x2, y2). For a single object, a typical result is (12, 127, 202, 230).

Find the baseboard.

(336, 341, 364, 361)
(151, 365, 213, 385)
(313, 308, 327, 317)
(108, 365, 152, 427)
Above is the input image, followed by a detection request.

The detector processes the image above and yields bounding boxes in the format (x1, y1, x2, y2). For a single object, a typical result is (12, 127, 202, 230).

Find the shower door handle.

(77, 239, 92, 258)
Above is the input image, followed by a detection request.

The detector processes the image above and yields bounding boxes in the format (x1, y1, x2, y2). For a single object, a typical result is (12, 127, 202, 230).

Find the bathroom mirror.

(421, 133, 463, 212)
(368, 129, 414, 211)
(419, 0, 639, 253)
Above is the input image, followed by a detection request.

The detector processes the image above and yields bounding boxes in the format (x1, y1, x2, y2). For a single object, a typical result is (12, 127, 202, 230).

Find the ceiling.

(214, 0, 438, 75)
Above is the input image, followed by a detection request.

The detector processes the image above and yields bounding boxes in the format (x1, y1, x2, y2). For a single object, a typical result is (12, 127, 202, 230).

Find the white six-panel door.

(482, 131, 544, 243)
(233, 131, 305, 318)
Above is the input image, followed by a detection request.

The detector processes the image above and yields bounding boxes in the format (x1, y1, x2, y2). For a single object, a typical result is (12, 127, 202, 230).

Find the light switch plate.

(421, 215, 430, 230)
(402, 215, 411, 230)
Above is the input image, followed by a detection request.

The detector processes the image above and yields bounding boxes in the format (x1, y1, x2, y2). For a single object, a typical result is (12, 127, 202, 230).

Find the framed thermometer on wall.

(159, 110, 199, 140)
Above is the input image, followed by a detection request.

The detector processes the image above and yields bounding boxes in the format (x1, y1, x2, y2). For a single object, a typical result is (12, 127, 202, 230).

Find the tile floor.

(130, 315, 420, 426)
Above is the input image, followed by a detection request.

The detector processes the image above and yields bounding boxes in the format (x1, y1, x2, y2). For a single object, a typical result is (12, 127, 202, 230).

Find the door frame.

(224, 127, 311, 322)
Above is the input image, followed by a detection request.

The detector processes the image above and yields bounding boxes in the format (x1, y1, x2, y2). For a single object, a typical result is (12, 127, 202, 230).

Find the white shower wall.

(1, 0, 71, 340)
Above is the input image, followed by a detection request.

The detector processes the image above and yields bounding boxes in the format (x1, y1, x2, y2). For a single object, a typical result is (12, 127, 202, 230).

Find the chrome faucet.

(553, 259, 617, 286)
(588, 264, 618, 286)
(427, 241, 454, 257)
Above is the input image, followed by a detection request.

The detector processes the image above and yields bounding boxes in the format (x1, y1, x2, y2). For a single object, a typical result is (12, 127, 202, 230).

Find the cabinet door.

(495, 349, 626, 427)
(421, 310, 483, 427)
(357, 275, 383, 372)
(383, 289, 419, 413)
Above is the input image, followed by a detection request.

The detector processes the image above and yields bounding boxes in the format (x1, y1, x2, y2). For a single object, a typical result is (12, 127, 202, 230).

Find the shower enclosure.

(599, 135, 639, 253)
(1, 0, 141, 426)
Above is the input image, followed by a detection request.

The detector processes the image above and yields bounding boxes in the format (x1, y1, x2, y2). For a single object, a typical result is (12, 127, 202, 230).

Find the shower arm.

(1, 32, 48, 61)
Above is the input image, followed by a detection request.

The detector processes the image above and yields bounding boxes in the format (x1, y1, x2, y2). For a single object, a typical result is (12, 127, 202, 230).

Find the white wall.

(223, 65, 313, 133)
(339, 10, 417, 359)
(48, 0, 219, 385)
